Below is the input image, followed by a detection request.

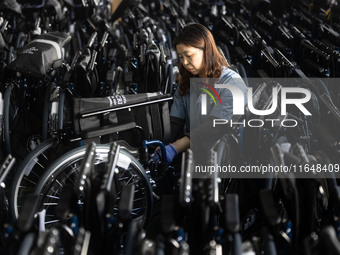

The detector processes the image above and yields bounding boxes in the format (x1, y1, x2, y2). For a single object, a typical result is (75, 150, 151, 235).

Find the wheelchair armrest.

(82, 122, 137, 139)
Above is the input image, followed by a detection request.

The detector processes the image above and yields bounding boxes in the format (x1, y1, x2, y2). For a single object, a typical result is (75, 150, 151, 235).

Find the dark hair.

(174, 23, 228, 96)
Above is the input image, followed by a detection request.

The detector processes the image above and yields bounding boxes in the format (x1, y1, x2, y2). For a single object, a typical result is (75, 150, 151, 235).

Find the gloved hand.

(152, 143, 178, 164)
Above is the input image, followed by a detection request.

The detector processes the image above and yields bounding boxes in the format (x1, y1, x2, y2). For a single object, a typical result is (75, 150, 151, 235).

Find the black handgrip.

(118, 184, 135, 221)
(289, 25, 306, 40)
(261, 46, 280, 68)
(256, 12, 273, 27)
(320, 94, 340, 122)
(87, 31, 98, 49)
(319, 226, 340, 254)
(263, 231, 277, 255)
(30, 228, 60, 255)
(97, 143, 120, 216)
(252, 82, 267, 108)
(259, 189, 281, 227)
(104, 142, 120, 193)
(88, 50, 97, 71)
(222, 16, 236, 30)
(270, 143, 285, 166)
(225, 194, 240, 233)
(232, 233, 242, 255)
(75, 142, 96, 193)
(99, 31, 109, 50)
(209, 150, 219, 205)
(301, 39, 330, 60)
(140, 44, 146, 64)
(17, 193, 40, 232)
(124, 220, 138, 255)
(321, 23, 340, 40)
(160, 195, 175, 234)
(71, 51, 82, 70)
(278, 25, 294, 40)
(179, 149, 193, 206)
(274, 48, 295, 68)
(159, 44, 166, 64)
(73, 228, 91, 255)
(284, 152, 302, 165)
(55, 184, 76, 220)
(239, 30, 255, 47)
(139, 29, 149, 45)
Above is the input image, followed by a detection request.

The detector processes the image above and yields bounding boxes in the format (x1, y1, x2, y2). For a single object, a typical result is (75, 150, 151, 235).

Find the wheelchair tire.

(34, 144, 153, 229)
(9, 137, 60, 220)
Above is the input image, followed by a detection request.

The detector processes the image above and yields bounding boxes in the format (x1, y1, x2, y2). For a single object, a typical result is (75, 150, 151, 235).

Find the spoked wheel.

(9, 138, 60, 220)
(34, 144, 153, 229)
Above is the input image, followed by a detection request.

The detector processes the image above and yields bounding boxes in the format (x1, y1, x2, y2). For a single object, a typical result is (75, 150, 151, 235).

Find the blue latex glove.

(152, 144, 178, 163)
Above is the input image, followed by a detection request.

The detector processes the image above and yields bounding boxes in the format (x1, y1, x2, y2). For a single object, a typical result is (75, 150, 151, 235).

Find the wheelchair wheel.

(9, 138, 61, 220)
(34, 144, 153, 229)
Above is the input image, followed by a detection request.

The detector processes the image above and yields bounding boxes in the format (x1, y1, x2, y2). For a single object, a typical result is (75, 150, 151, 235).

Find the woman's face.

(176, 43, 204, 77)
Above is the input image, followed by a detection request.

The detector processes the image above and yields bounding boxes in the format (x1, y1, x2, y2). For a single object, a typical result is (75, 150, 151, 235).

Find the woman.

(154, 23, 248, 164)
